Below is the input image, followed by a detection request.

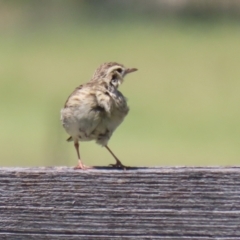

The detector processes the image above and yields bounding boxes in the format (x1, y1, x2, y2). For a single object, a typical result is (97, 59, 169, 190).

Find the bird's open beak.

(125, 68, 138, 74)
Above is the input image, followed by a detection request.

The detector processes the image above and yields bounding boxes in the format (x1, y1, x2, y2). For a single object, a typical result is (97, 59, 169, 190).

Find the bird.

(60, 62, 138, 169)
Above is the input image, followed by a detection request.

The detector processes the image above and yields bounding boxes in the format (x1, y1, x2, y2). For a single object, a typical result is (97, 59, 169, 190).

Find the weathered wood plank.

(0, 167, 240, 239)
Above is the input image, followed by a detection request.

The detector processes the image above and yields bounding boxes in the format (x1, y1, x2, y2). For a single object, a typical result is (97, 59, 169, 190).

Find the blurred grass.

(1, 20, 240, 167)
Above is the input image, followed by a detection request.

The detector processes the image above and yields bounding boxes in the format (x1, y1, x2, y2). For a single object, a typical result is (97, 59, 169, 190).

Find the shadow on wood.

(0, 167, 240, 239)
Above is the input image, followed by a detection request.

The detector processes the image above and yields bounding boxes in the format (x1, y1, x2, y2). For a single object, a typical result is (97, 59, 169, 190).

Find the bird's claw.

(109, 161, 128, 170)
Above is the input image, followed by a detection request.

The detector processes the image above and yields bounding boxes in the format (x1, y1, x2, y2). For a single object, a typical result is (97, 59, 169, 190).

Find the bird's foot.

(74, 160, 92, 170)
(109, 160, 128, 170)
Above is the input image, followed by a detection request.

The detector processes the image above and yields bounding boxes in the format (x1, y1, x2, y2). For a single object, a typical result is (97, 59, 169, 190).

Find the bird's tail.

(66, 136, 73, 142)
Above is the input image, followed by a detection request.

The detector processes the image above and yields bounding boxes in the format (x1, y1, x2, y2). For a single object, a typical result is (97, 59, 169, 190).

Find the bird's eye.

(116, 68, 123, 73)
(111, 74, 118, 83)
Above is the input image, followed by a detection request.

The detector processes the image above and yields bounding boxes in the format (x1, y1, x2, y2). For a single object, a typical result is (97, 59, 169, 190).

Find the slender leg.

(74, 141, 86, 170)
(105, 145, 128, 169)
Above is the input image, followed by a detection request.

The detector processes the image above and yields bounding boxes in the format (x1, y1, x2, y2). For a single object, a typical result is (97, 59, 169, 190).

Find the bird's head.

(92, 62, 138, 86)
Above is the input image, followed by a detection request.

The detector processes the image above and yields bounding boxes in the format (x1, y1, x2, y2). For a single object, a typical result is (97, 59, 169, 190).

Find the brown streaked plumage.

(60, 62, 137, 169)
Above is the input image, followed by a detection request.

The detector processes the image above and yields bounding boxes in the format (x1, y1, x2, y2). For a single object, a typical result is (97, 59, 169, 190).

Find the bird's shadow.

(90, 166, 149, 171)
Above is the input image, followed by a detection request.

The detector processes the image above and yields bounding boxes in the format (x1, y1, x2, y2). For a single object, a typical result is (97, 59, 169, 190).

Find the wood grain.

(0, 167, 240, 239)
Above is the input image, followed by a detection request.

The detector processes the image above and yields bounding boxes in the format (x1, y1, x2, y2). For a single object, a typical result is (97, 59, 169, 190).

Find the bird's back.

(61, 81, 129, 145)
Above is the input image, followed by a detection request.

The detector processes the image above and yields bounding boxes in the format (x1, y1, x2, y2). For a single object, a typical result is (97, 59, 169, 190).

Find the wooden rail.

(0, 167, 240, 239)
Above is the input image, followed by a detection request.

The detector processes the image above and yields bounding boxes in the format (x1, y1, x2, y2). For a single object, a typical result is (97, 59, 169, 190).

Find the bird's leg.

(105, 145, 128, 169)
(74, 141, 90, 170)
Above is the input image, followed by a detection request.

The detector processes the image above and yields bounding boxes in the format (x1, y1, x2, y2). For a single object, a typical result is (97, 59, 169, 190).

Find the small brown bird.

(61, 62, 137, 169)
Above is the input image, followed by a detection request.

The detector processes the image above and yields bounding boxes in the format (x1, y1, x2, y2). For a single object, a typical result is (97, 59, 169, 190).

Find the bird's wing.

(64, 85, 84, 108)
(95, 90, 113, 116)
(63, 84, 107, 138)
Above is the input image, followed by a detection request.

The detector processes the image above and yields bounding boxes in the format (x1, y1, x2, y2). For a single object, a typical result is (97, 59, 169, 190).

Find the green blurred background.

(1, 0, 240, 167)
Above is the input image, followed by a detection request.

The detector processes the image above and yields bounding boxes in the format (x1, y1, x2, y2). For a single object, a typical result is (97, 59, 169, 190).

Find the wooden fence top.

(1, 166, 240, 239)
